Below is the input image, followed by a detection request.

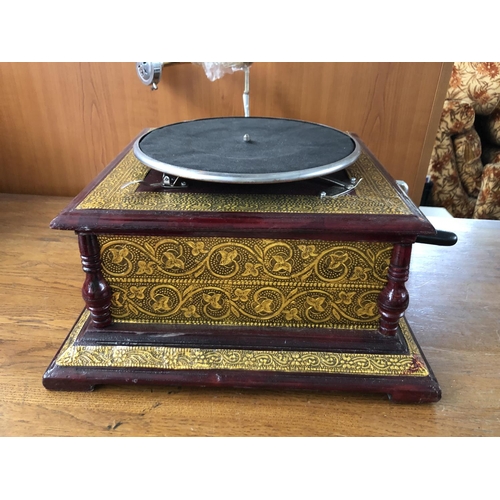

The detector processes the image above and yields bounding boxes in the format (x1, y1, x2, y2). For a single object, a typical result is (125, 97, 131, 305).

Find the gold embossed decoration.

(98, 235, 393, 329)
(76, 150, 412, 215)
(55, 310, 429, 377)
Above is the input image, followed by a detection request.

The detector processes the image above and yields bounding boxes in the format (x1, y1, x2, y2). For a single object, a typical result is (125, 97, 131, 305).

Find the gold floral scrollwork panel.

(98, 235, 393, 329)
(55, 310, 429, 377)
(76, 150, 412, 215)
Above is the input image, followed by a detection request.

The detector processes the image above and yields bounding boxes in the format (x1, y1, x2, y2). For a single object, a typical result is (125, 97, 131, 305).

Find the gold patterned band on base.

(55, 310, 429, 377)
(76, 150, 412, 216)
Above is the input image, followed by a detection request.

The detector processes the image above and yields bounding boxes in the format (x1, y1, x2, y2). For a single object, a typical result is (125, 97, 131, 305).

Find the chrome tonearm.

(136, 62, 252, 116)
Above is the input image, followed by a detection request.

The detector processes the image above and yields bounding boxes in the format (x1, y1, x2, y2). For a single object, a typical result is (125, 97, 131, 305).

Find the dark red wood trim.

(78, 233, 112, 328)
(377, 243, 412, 336)
(43, 361, 441, 403)
(79, 321, 408, 354)
(51, 210, 434, 237)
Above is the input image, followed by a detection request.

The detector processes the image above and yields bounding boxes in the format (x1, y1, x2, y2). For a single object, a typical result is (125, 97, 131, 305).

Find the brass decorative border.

(98, 235, 392, 328)
(76, 150, 411, 215)
(55, 310, 429, 377)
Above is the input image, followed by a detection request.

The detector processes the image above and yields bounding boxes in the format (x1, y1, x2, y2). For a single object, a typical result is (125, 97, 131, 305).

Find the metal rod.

(243, 66, 250, 117)
(319, 176, 361, 190)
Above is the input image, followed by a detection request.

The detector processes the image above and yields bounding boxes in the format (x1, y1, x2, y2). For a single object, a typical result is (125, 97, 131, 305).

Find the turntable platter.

(134, 117, 360, 184)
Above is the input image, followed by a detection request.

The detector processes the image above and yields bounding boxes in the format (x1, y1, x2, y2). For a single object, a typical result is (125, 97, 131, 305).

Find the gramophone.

(43, 62, 456, 402)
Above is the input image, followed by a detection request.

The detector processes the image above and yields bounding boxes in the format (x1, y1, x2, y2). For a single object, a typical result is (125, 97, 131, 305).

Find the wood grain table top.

(1, 193, 499, 436)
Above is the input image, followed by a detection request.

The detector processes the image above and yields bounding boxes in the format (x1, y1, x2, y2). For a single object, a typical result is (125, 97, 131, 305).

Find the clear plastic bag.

(195, 62, 252, 82)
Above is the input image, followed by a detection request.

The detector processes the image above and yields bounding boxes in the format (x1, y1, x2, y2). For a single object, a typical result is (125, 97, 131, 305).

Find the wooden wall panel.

(0, 62, 451, 203)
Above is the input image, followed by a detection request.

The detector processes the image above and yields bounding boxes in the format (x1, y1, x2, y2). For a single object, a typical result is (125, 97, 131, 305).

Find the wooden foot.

(388, 388, 441, 404)
(42, 372, 96, 392)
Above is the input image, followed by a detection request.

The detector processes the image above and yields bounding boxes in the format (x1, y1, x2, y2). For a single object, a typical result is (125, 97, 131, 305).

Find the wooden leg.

(78, 233, 112, 328)
(377, 243, 412, 336)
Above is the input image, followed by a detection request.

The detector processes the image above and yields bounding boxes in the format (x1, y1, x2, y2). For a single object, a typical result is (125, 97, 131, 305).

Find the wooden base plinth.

(43, 310, 441, 403)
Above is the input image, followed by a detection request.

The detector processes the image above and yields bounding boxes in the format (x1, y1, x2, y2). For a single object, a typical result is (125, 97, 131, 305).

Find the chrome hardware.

(120, 173, 188, 190)
(136, 62, 163, 90)
(396, 180, 409, 194)
(319, 177, 363, 198)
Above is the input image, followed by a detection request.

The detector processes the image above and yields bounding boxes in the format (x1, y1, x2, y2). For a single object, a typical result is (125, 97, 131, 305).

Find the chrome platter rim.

(133, 117, 361, 185)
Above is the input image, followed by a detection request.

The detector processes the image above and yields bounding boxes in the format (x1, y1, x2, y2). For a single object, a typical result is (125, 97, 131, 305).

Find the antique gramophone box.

(43, 112, 443, 403)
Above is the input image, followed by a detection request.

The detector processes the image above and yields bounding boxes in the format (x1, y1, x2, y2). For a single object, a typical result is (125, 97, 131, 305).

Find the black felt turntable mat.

(138, 117, 356, 174)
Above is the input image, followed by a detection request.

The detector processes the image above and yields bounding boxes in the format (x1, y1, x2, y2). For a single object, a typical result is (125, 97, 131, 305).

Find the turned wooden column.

(377, 243, 412, 336)
(78, 233, 112, 328)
